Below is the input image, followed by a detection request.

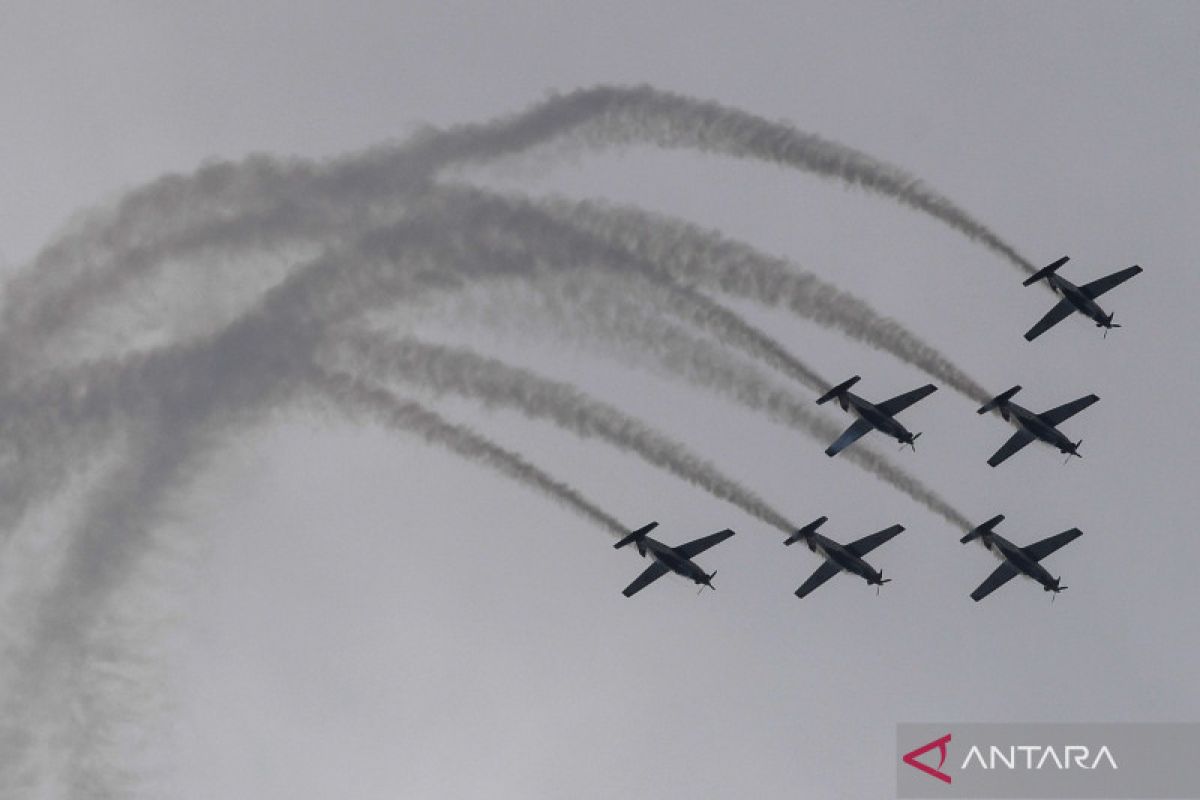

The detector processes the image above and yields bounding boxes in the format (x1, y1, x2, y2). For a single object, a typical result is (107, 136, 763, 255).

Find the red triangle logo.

(902, 733, 952, 784)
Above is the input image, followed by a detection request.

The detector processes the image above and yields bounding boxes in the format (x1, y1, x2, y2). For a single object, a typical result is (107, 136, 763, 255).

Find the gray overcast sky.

(1, 2, 1198, 798)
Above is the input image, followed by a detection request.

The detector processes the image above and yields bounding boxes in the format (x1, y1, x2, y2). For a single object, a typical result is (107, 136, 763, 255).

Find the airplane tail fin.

(784, 515, 828, 546)
(977, 385, 1021, 415)
(960, 514, 1005, 544)
(613, 521, 657, 549)
(816, 375, 860, 406)
(1022, 256, 1070, 287)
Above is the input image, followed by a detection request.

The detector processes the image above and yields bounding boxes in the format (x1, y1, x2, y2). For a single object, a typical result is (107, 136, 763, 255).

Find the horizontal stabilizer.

(613, 521, 658, 549)
(816, 375, 860, 405)
(960, 514, 1005, 544)
(977, 385, 1021, 415)
(784, 516, 828, 545)
(1022, 256, 1070, 286)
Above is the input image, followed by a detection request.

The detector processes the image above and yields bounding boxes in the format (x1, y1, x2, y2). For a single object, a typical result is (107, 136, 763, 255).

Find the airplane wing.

(846, 524, 905, 557)
(970, 561, 1021, 602)
(622, 561, 671, 597)
(987, 429, 1036, 467)
(825, 418, 874, 457)
(1024, 299, 1076, 341)
(795, 560, 841, 599)
(673, 528, 735, 559)
(1080, 265, 1142, 300)
(1021, 528, 1083, 562)
(875, 384, 938, 417)
(1038, 394, 1099, 427)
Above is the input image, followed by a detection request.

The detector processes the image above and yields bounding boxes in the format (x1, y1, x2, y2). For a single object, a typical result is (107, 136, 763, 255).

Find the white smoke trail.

(327, 332, 794, 532)
(2, 84, 1033, 373)
(520, 194, 993, 403)
(431, 269, 973, 532)
(0, 86, 1009, 792)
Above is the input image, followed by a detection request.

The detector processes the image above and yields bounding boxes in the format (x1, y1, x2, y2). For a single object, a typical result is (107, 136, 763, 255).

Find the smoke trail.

(310, 370, 627, 536)
(443, 269, 974, 532)
(326, 332, 794, 532)
(2, 83, 1033, 366)
(403, 185, 830, 390)
(0, 82, 1012, 786)
(523, 194, 993, 403)
(3, 357, 633, 795)
(0, 194, 959, 551)
(2, 175, 983, 406)
(406, 85, 1033, 273)
(0, 210, 646, 790)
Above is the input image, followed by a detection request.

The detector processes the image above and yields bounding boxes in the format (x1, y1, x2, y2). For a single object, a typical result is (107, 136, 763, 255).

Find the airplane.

(960, 515, 1083, 601)
(784, 516, 905, 598)
(1022, 256, 1142, 341)
(613, 522, 735, 597)
(816, 375, 938, 457)
(977, 385, 1099, 467)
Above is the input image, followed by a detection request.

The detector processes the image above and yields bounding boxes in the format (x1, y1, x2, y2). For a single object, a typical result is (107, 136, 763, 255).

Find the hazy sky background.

(1, 3, 1197, 798)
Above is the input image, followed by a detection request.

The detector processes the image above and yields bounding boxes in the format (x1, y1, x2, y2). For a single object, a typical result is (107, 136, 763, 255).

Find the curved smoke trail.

(436, 269, 973, 532)
(326, 332, 795, 532)
(521, 194, 993, 403)
(0, 87, 1003, 793)
(2, 84, 1031, 372)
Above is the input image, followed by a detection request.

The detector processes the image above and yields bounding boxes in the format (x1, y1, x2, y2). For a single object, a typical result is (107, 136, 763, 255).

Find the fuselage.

(843, 393, 913, 443)
(1047, 274, 1110, 325)
(641, 537, 709, 584)
(977, 532, 1057, 590)
(1001, 402, 1078, 453)
(799, 532, 884, 584)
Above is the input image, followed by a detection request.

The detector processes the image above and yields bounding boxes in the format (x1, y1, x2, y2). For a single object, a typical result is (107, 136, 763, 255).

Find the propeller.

(1101, 314, 1121, 338)
(1049, 578, 1067, 603)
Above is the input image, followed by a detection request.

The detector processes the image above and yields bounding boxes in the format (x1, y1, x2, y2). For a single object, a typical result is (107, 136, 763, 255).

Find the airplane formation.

(613, 257, 1140, 602)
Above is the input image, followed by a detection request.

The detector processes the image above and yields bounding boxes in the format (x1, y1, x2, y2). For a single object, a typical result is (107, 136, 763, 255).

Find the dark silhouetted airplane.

(784, 516, 905, 598)
(1022, 256, 1142, 341)
(817, 375, 937, 457)
(613, 522, 735, 597)
(961, 515, 1082, 601)
(977, 386, 1098, 467)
